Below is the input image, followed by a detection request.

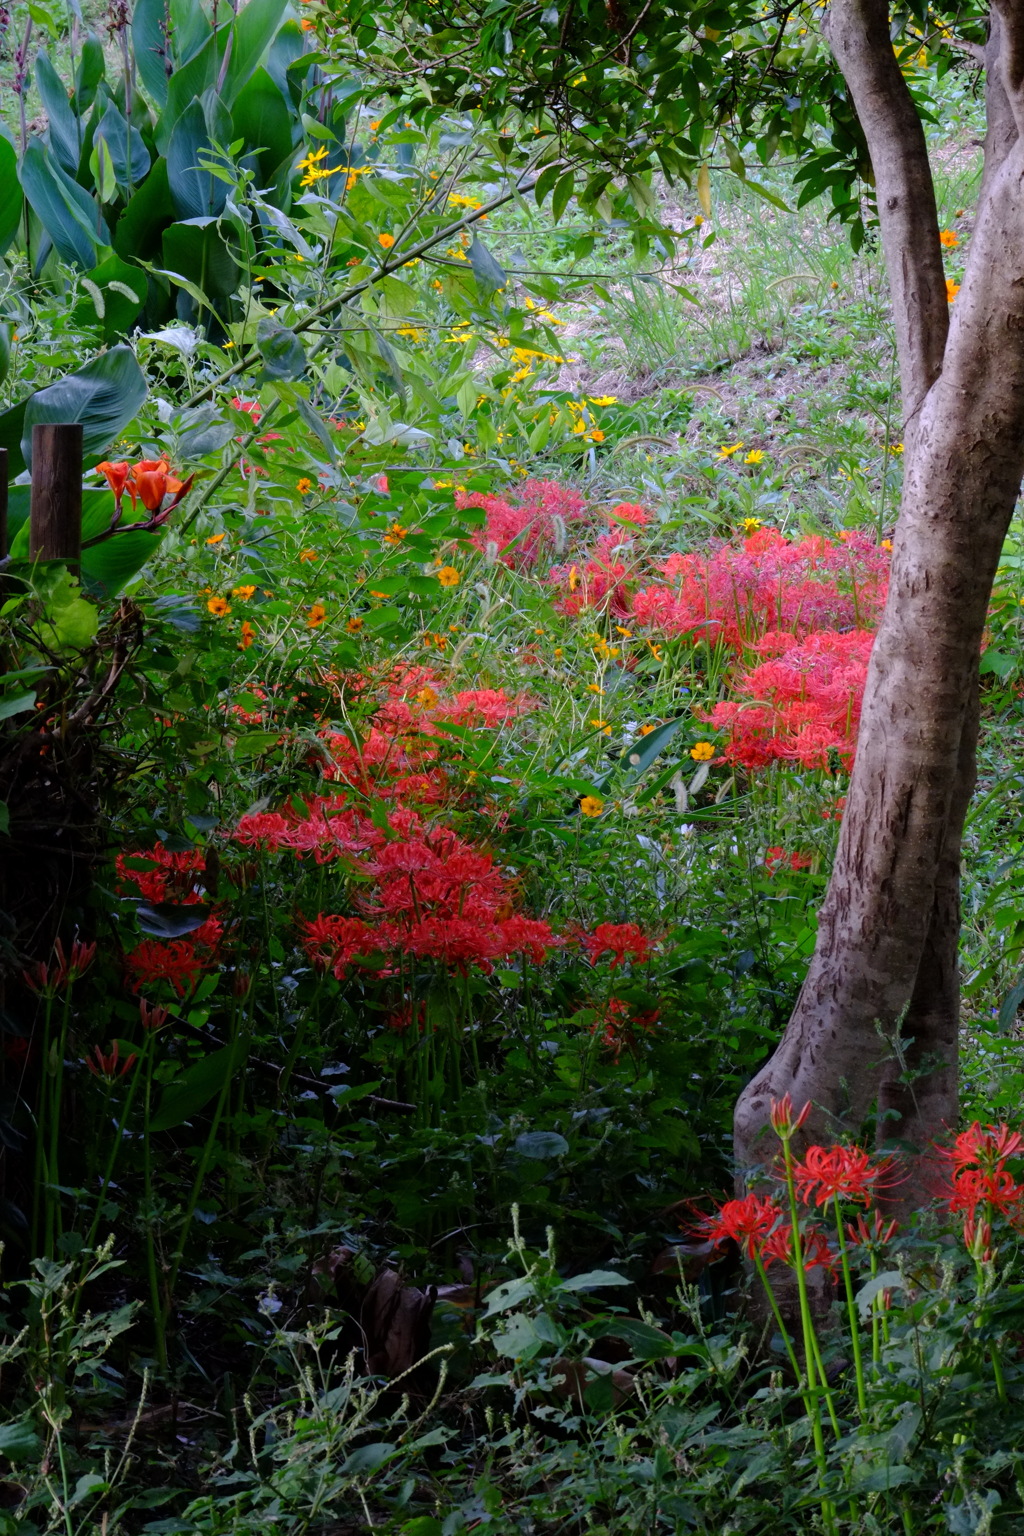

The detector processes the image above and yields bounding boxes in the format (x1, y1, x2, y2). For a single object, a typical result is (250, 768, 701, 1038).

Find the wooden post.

(28, 424, 83, 565)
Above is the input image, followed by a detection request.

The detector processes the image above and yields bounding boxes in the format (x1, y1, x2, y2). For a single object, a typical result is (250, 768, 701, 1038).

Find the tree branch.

(824, 0, 948, 429)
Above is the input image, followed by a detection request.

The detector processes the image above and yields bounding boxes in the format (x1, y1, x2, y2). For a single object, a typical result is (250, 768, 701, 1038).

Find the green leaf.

(0, 323, 9, 388)
(167, 99, 228, 220)
(89, 133, 118, 203)
(113, 156, 172, 263)
(0, 138, 23, 255)
(160, 218, 241, 302)
(745, 178, 792, 213)
(132, 0, 172, 108)
(75, 251, 149, 343)
(36, 53, 83, 174)
(0, 1421, 41, 1461)
(19, 139, 109, 270)
(256, 317, 305, 381)
(232, 730, 281, 758)
(150, 1043, 239, 1133)
(467, 236, 507, 297)
(558, 1269, 631, 1292)
(223, 0, 289, 108)
(620, 715, 688, 786)
(513, 1130, 568, 1159)
(340, 1442, 395, 1474)
(231, 67, 296, 181)
(551, 167, 575, 223)
(74, 32, 107, 113)
(95, 101, 152, 191)
(0, 690, 36, 721)
(81, 530, 164, 599)
(21, 345, 147, 472)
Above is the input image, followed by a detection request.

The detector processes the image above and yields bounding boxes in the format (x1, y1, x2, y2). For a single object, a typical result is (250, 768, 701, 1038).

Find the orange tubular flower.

(96, 460, 135, 513)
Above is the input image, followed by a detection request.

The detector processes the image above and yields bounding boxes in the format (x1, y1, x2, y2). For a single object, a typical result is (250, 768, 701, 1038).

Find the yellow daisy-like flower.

(946, 278, 961, 302)
(717, 441, 743, 459)
(589, 428, 605, 443)
(939, 229, 959, 248)
(587, 683, 605, 695)
(690, 741, 715, 762)
(416, 686, 439, 708)
(205, 532, 226, 545)
(590, 718, 612, 736)
(307, 603, 327, 629)
(238, 620, 255, 649)
(232, 584, 256, 599)
(437, 565, 460, 587)
(207, 596, 231, 617)
(647, 641, 663, 661)
(378, 232, 395, 249)
(299, 548, 318, 562)
(744, 449, 764, 465)
(882, 538, 893, 552)
(297, 477, 313, 495)
(383, 522, 407, 546)
(741, 517, 762, 533)
(346, 616, 364, 633)
(889, 442, 904, 455)
(579, 795, 604, 817)
(588, 395, 617, 406)
(639, 723, 657, 737)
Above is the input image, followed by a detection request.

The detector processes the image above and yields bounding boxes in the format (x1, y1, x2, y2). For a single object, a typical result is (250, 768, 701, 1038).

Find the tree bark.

(734, 14, 1024, 1192)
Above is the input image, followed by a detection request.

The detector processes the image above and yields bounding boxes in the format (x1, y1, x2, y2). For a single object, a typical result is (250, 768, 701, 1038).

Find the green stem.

(834, 1204, 868, 1423)
(143, 1042, 168, 1372)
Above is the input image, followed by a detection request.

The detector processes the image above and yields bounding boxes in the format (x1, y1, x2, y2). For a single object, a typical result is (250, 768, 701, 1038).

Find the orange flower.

(378, 233, 395, 249)
(208, 596, 231, 617)
(436, 565, 460, 587)
(383, 522, 407, 546)
(946, 278, 961, 302)
(939, 228, 959, 248)
(232, 585, 256, 599)
(299, 548, 318, 562)
(297, 477, 313, 495)
(579, 795, 604, 817)
(307, 603, 327, 628)
(346, 616, 364, 633)
(239, 620, 255, 649)
(96, 460, 134, 511)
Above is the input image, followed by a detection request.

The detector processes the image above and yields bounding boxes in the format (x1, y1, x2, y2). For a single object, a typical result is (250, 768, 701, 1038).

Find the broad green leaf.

(81, 529, 165, 599)
(89, 134, 118, 203)
(112, 156, 172, 263)
(167, 99, 228, 221)
(36, 52, 83, 174)
(0, 1421, 41, 1461)
(75, 251, 149, 343)
(20, 139, 109, 270)
(696, 163, 712, 218)
(132, 0, 172, 108)
(21, 345, 147, 472)
(223, 0, 289, 108)
(150, 1043, 240, 1133)
(558, 1269, 632, 1292)
(161, 218, 241, 302)
(513, 1130, 568, 1159)
(620, 715, 689, 786)
(232, 68, 296, 181)
(0, 138, 23, 255)
(0, 690, 36, 721)
(73, 31, 107, 112)
(95, 100, 151, 191)
(160, 33, 228, 151)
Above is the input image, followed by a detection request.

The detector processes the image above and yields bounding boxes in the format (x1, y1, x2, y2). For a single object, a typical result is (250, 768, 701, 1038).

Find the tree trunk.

(734, 8, 1024, 1195)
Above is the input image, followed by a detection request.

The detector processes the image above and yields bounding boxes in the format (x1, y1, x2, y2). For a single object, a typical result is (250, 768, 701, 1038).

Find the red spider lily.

(23, 937, 97, 994)
(791, 1144, 893, 1207)
(300, 915, 379, 978)
(125, 919, 223, 998)
(139, 1000, 169, 1032)
(698, 1194, 782, 1260)
(769, 1094, 811, 1138)
(86, 1042, 137, 1080)
(588, 997, 660, 1059)
(963, 1217, 995, 1263)
(846, 1210, 899, 1248)
(581, 922, 653, 969)
(457, 480, 589, 570)
(948, 1166, 1024, 1222)
(765, 846, 813, 874)
(761, 1222, 837, 1275)
(496, 916, 559, 965)
(947, 1122, 1024, 1172)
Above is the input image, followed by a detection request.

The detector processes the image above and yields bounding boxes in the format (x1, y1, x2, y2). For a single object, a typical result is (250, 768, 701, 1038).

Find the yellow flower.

(741, 517, 762, 534)
(946, 278, 961, 302)
(939, 229, 959, 248)
(448, 193, 483, 210)
(378, 232, 395, 249)
(579, 795, 604, 817)
(207, 596, 231, 617)
(589, 428, 605, 443)
(588, 395, 617, 406)
(205, 531, 226, 545)
(639, 723, 656, 737)
(369, 118, 381, 130)
(717, 441, 744, 459)
(889, 441, 904, 455)
(882, 538, 893, 552)
(568, 565, 580, 592)
(616, 626, 632, 637)
(647, 640, 663, 661)
(232, 584, 256, 599)
(437, 565, 461, 587)
(297, 477, 313, 494)
(299, 548, 318, 562)
(346, 616, 364, 633)
(416, 686, 439, 708)
(554, 647, 564, 657)
(590, 718, 612, 735)
(690, 741, 715, 762)
(587, 683, 605, 695)
(744, 449, 764, 465)
(383, 522, 407, 546)
(307, 603, 327, 628)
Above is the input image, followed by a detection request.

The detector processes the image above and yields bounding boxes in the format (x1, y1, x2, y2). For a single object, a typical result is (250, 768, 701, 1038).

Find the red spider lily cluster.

(116, 849, 224, 996)
(944, 1122, 1024, 1258)
(457, 479, 589, 568)
(705, 629, 875, 771)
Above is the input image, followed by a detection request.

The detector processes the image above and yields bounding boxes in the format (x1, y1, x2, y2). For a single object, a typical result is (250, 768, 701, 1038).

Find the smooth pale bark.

(734, 9, 1024, 1196)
